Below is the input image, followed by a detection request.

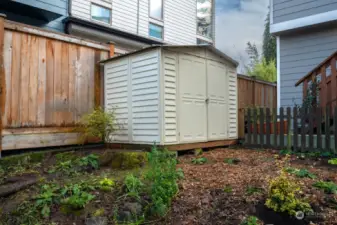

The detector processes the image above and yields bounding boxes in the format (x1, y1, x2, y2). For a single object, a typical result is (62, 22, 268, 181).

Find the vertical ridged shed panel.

(130, 51, 161, 143)
(228, 69, 238, 138)
(105, 59, 130, 142)
(163, 51, 178, 144)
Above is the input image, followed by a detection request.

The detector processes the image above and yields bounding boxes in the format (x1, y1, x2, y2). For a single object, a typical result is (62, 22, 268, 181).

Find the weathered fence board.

(0, 20, 111, 151)
(245, 107, 337, 153)
(238, 75, 277, 138)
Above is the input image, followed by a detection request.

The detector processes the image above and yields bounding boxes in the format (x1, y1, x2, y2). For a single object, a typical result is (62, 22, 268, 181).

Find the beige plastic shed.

(101, 45, 239, 149)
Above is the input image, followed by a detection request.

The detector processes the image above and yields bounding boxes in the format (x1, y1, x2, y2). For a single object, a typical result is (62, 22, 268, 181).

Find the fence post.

(279, 107, 284, 149)
(247, 108, 251, 145)
(109, 41, 115, 58)
(293, 108, 298, 152)
(259, 108, 264, 148)
(266, 108, 271, 148)
(317, 108, 322, 151)
(334, 106, 337, 154)
(301, 108, 306, 152)
(326, 106, 330, 152)
(0, 14, 6, 157)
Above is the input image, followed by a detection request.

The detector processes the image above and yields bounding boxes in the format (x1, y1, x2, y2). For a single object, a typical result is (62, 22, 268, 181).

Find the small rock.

(123, 202, 142, 215)
(85, 217, 108, 225)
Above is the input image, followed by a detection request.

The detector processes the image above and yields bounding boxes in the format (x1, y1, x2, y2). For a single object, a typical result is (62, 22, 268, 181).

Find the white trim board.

(270, 10, 337, 34)
(277, 36, 281, 109)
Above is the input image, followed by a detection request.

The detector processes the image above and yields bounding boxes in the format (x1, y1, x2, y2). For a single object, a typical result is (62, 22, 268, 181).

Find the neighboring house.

(0, 0, 68, 32)
(270, 0, 337, 108)
(66, 0, 216, 52)
(0, 0, 216, 53)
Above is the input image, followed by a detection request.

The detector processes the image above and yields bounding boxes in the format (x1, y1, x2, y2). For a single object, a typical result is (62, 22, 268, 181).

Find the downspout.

(68, 0, 72, 16)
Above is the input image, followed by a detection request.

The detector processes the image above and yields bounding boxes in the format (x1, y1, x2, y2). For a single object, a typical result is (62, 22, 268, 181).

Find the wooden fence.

(245, 107, 337, 153)
(0, 17, 113, 152)
(238, 75, 277, 138)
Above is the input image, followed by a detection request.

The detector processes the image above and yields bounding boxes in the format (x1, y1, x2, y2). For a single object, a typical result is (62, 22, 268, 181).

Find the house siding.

(273, 0, 337, 24)
(279, 25, 337, 107)
(71, 0, 197, 45)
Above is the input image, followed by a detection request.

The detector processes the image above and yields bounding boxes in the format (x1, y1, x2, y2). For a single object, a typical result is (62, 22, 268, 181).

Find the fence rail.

(245, 107, 337, 153)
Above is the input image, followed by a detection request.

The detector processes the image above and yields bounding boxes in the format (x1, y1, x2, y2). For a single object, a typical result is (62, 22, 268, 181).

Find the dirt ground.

(163, 148, 337, 225)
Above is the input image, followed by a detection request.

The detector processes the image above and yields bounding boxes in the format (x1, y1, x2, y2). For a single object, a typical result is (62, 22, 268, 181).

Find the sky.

(215, 0, 269, 73)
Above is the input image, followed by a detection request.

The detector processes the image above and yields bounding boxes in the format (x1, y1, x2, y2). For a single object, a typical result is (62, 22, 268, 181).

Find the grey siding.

(14, 0, 67, 15)
(273, 0, 337, 24)
(1, 0, 68, 32)
(280, 25, 337, 107)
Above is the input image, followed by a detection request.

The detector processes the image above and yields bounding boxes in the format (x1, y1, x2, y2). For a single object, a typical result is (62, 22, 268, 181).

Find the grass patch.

(245, 186, 263, 196)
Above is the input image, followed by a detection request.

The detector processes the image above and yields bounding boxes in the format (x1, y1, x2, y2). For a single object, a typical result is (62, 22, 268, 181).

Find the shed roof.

(100, 45, 239, 67)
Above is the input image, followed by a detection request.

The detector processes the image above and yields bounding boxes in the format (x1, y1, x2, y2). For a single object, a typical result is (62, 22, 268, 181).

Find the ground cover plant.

(0, 145, 181, 225)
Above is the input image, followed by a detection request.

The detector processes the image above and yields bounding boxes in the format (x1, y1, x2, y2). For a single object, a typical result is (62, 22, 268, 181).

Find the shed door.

(178, 54, 207, 143)
(207, 61, 228, 140)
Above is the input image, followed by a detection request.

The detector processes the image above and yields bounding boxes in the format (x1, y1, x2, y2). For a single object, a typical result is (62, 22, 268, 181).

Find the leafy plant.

(224, 158, 240, 165)
(245, 186, 263, 196)
(313, 181, 337, 194)
(194, 148, 203, 156)
(328, 158, 337, 165)
(61, 192, 95, 209)
(78, 154, 99, 169)
(176, 168, 185, 180)
(279, 149, 292, 155)
(34, 184, 59, 218)
(124, 174, 143, 197)
(285, 167, 316, 179)
(77, 107, 117, 144)
(191, 157, 207, 165)
(145, 145, 179, 217)
(99, 178, 115, 191)
(265, 171, 312, 216)
(241, 216, 259, 225)
(223, 185, 233, 193)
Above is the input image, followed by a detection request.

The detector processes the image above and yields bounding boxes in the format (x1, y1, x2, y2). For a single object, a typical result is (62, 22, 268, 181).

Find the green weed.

(224, 158, 240, 165)
(313, 181, 337, 194)
(191, 157, 207, 165)
(328, 158, 337, 165)
(99, 178, 115, 191)
(240, 216, 259, 225)
(245, 186, 263, 196)
(285, 167, 316, 179)
(223, 185, 233, 193)
(124, 174, 143, 197)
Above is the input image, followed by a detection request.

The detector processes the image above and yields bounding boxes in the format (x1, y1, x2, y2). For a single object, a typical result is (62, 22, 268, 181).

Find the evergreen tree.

(263, 11, 276, 64)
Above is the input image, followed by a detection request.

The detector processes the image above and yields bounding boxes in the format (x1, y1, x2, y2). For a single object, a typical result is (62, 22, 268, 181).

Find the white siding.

(164, 0, 197, 45)
(163, 51, 178, 144)
(138, 0, 149, 37)
(105, 59, 130, 142)
(227, 69, 238, 139)
(130, 51, 161, 143)
(71, 0, 198, 45)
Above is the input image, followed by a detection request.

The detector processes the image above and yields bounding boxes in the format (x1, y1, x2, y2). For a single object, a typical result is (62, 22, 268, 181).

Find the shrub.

(265, 171, 312, 216)
(34, 184, 59, 218)
(78, 154, 99, 169)
(328, 158, 337, 165)
(124, 174, 143, 197)
(313, 181, 337, 194)
(77, 107, 117, 144)
(145, 145, 179, 217)
(191, 157, 207, 165)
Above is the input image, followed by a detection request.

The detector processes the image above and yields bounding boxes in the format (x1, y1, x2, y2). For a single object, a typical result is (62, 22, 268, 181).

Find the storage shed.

(101, 45, 239, 149)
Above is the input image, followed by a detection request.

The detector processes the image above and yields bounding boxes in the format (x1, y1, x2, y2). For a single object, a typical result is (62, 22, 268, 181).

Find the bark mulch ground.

(162, 148, 337, 225)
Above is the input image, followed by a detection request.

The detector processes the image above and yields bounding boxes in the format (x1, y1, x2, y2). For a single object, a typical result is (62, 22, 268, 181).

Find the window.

(149, 23, 163, 39)
(197, 0, 213, 39)
(91, 4, 111, 24)
(149, 0, 163, 20)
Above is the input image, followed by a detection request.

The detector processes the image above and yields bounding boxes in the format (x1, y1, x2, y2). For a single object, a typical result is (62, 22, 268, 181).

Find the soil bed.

(162, 148, 337, 225)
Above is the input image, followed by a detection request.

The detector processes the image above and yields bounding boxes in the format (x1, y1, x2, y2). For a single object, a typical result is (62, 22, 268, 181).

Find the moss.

(110, 152, 147, 169)
(0, 152, 45, 170)
(93, 208, 105, 217)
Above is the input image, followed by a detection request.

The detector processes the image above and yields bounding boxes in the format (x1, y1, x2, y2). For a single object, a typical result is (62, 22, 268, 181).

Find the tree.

(247, 58, 276, 82)
(263, 11, 276, 64)
(246, 42, 259, 71)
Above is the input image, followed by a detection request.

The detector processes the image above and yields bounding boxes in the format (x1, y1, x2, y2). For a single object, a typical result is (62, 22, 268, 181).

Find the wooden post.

(109, 42, 115, 58)
(293, 107, 298, 152)
(317, 108, 322, 151)
(247, 109, 252, 145)
(259, 108, 264, 148)
(280, 107, 284, 148)
(266, 108, 271, 148)
(326, 106, 330, 152)
(331, 57, 337, 109)
(0, 14, 5, 157)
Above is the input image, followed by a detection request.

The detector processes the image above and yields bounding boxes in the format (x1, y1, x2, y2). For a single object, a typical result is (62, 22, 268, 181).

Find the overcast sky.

(215, 0, 269, 73)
